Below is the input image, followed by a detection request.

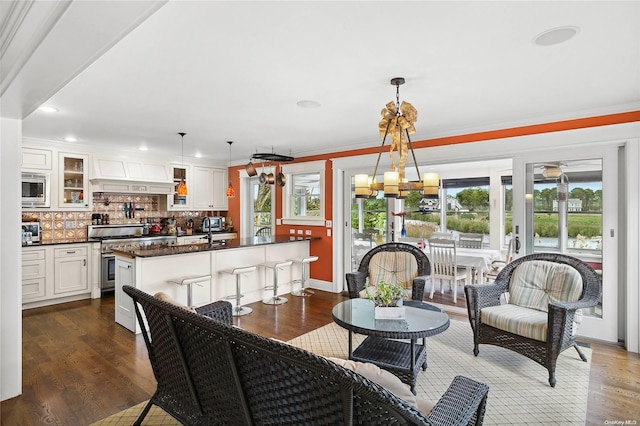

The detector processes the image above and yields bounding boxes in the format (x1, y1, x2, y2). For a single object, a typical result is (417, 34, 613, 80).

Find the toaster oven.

(22, 222, 41, 245)
(201, 216, 225, 232)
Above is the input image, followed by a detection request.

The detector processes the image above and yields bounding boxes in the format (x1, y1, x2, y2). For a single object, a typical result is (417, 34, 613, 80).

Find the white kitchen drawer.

(22, 259, 45, 279)
(22, 278, 46, 300)
(54, 246, 88, 258)
(22, 248, 45, 262)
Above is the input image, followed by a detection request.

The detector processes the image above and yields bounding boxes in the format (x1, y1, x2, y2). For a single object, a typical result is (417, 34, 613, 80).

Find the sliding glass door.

(517, 146, 619, 342)
(350, 189, 387, 270)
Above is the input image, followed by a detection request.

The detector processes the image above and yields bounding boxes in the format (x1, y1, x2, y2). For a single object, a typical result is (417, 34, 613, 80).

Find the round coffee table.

(332, 298, 450, 394)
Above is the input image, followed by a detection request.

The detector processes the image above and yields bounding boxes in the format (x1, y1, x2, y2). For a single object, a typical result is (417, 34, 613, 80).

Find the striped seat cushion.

(368, 251, 418, 292)
(481, 304, 549, 342)
(509, 261, 583, 312)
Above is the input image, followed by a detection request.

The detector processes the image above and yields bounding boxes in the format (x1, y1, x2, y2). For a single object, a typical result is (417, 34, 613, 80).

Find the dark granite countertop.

(112, 235, 319, 258)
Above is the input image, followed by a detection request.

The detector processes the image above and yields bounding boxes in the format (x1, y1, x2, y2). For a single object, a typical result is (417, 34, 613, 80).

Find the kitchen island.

(114, 235, 318, 333)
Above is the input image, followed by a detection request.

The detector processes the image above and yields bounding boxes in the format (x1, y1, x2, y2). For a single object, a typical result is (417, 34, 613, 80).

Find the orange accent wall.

(224, 160, 333, 282)
(227, 111, 639, 285)
(226, 168, 241, 236)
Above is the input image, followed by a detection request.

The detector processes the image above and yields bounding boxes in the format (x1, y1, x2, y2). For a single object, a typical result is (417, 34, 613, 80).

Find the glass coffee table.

(332, 298, 450, 394)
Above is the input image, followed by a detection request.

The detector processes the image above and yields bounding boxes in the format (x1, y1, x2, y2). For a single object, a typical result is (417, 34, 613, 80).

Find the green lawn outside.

(403, 212, 602, 239)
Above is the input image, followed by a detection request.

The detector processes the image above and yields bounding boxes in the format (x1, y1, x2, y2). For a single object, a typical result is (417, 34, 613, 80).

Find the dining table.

(420, 244, 501, 283)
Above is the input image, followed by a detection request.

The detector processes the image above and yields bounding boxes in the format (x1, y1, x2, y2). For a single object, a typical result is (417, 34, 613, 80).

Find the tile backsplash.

(22, 193, 223, 243)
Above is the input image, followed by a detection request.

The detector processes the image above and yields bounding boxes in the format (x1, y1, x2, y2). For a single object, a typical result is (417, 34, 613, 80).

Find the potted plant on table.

(366, 281, 406, 319)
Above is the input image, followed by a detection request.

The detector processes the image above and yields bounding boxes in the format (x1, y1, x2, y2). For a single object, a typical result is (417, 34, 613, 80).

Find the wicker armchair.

(124, 285, 489, 425)
(464, 253, 601, 387)
(346, 242, 431, 301)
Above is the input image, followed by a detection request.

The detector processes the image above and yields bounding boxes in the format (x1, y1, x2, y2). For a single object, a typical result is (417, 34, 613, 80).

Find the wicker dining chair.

(255, 226, 271, 236)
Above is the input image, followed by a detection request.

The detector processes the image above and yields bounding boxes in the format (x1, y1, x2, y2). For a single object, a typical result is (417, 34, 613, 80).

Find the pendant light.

(176, 132, 188, 195)
(226, 141, 236, 198)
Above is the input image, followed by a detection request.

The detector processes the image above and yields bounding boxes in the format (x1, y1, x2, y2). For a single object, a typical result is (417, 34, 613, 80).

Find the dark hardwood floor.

(1, 289, 639, 425)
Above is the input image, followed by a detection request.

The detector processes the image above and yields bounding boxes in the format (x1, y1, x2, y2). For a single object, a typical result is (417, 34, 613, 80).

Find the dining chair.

(430, 231, 454, 239)
(428, 238, 467, 303)
(485, 238, 515, 282)
(458, 232, 484, 249)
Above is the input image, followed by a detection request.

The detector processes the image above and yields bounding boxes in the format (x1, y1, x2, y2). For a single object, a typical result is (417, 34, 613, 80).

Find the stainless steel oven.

(88, 224, 177, 293)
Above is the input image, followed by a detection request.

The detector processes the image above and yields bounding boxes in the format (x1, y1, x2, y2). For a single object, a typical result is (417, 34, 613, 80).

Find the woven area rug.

(93, 319, 591, 425)
(289, 320, 591, 425)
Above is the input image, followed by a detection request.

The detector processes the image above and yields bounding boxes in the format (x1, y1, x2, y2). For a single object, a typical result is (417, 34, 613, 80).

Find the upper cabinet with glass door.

(168, 164, 191, 210)
(281, 160, 325, 226)
(58, 153, 90, 210)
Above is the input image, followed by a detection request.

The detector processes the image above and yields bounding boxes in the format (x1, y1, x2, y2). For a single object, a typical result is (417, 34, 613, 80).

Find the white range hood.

(90, 157, 174, 194)
(90, 179, 174, 194)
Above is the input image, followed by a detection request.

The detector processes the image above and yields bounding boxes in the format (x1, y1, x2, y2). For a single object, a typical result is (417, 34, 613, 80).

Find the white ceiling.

(5, 1, 640, 167)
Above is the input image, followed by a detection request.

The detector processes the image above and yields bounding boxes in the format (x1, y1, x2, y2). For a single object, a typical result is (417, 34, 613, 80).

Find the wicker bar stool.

(289, 255, 318, 297)
(219, 265, 256, 316)
(167, 274, 212, 307)
(261, 260, 293, 305)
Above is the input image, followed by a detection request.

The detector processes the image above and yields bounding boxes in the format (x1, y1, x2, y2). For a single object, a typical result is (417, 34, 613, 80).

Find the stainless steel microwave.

(22, 172, 50, 208)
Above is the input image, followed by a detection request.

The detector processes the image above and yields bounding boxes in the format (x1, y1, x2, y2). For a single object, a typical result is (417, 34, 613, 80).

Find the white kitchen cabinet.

(22, 247, 47, 301)
(211, 169, 229, 210)
(167, 164, 191, 210)
(115, 256, 136, 332)
(22, 243, 93, 309)
(58, 153, 90, 210)
(54, 245, 89, 294)
(91, 243, 101, 299)
(22, 147, 52, 170)
(192, 166, 228, 211)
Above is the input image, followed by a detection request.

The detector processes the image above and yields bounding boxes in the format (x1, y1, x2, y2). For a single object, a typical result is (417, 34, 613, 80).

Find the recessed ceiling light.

(63, 136, 77, 142)
(139, 146, 148, 151)
(296, 100, 321, 108)
(534, 26, 579, 46)
(195, 153, 202, 158)
(38, 106, 58, 113)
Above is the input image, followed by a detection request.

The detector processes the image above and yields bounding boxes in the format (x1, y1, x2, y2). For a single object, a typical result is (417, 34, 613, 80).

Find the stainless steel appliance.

(201, 216, 225, 232)
(21, 172, 50, 208)
(88, 224, 177, 292)
(22, 221, 41, 245)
